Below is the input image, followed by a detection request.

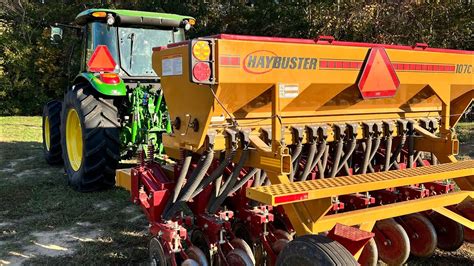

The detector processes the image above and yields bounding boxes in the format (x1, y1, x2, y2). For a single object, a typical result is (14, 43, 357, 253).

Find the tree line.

(0, 0, 472, 115)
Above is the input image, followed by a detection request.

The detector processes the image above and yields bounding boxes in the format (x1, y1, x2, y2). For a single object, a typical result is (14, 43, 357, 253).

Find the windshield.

(118, 27, 184, 76)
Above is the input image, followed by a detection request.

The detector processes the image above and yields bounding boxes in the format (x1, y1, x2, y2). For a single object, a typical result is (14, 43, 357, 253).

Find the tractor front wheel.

(60, 83, 120, 191)
(42, 100, 63, 164)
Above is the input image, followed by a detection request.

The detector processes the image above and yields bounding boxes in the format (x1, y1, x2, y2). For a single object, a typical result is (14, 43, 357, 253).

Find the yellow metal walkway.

(247, 160, 474, 206)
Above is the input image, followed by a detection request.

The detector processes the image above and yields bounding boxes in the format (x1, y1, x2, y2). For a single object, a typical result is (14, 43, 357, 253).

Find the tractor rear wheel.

(276, 234, 357, 266)
(42, 100, 63, 164)
(60, 83, 120, 191)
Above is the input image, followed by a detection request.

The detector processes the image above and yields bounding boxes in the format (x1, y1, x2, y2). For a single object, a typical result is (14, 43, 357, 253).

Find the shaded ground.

(0, 117, 472, 265)
(0, 117, 148, 265)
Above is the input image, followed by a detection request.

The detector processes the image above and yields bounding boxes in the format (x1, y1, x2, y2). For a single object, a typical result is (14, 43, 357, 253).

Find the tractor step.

(246, 160, 474, 206)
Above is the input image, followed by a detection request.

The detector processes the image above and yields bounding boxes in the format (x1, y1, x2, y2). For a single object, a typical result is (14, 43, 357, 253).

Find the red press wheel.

(374, 219, 410, 265)
(226, 248, 254, 266)
(149, 237, 170, 266)
(428, 211, 464, 251)
(456, 201, 474, 243)
(273, 229, 293, 241)
(400, 213, 437, 257)
(358, 238, 378, 266)
(230, 238, 255, 265)
(186, 245, 208, 266)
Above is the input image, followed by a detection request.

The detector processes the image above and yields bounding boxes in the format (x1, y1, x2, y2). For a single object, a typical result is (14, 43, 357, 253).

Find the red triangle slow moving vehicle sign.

(87, 45, 117, 72)
(358, 47, 400, 99)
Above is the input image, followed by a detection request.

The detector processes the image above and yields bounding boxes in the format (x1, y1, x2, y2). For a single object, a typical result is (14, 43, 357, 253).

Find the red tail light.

(100, 73, 120, 84)
(192, 62, 211, 82)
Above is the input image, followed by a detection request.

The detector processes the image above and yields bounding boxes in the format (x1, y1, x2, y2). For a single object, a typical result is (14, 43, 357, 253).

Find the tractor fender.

(73, 72, 127, 96)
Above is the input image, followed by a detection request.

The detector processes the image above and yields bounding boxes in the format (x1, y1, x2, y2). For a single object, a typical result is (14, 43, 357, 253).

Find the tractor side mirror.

(50, 26, 63, 43)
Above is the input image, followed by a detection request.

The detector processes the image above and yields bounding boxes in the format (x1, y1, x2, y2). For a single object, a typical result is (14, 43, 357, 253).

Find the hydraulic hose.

(308, 139, 327, 177)
(299, 142, 317, 181)
(360, 136, 373, 174)
(414, 151, 424, 166)
(162, 150, 192, 219)
(407, 124, 414, 168)
(336, 137, 357, 174)
(389, 132, 407, 170)
(163, 143, 215, 219)
(384, 135, 393, 171)
(257, 171, 267, 187)
(229, 168, 259, 195)
(172, 150, 192, 203)
(191, 148, 236, 198)
(253, 170, 261, 188)
(208, 148, 249, 213)
(367, 134, 381, 173)
(289, 143, 303, 182)
(330, 140, 344, 177)
(177, 146, 214, 202)
(318, 145, 330, 178)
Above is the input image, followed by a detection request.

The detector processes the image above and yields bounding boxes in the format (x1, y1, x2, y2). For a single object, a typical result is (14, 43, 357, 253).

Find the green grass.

(456, 122, 474, 159)
(0, 117, 148, 264)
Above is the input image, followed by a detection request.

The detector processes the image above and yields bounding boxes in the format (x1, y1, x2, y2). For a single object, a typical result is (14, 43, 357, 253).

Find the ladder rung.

(246, 160, 474, 205)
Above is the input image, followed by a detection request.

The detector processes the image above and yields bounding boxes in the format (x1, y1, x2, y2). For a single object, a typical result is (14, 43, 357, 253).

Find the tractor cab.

(42, 9, 195, 192)
(71, 9, 195, 81)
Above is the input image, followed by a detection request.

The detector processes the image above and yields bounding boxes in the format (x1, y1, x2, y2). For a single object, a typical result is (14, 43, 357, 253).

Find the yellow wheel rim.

(66, 109, 83, 171)
(44, 116, 51, 151)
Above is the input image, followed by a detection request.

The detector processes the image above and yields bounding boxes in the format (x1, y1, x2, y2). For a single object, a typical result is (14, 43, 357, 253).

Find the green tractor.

(42, 9, 194, 191)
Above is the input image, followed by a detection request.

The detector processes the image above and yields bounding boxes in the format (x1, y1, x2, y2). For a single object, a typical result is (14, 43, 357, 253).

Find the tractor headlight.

(106, 14, 115, 26)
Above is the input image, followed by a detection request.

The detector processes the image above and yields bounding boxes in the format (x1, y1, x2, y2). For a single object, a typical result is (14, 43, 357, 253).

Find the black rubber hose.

(229, 168, 259, 195)
(308, 139, 327, 176)
(162, 150, 192, 219)
(407, 126, 414, 168)
(257, 171, 267, 187)
(290, 143, 303, 182)
(299, 142, 317, 181)
(384, 135, 392, 171)
(172, 150, 192, 203)
(330, 140, 344, 177)
(367, 134, 381, 173)
(389, 133, 406, 170)
(263, 177, 271, 186)
(318, 145, 329, 179)
(337, 137, 357, 173)
(191, 148, 236, 198)
(177, 146, 215, 202)
(253, 170, 261, 187)
(415, 151, 424, 166)
(208, 149, 249, 213)
(360, 136, 373, 174)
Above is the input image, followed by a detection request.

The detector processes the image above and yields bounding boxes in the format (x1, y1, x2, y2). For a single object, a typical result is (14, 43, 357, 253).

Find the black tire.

(60, 83, 120, 192)
(276, 234, 357, 266)
(42, 100, 63, 164)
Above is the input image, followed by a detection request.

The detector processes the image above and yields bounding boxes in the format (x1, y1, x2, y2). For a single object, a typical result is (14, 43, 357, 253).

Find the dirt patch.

(1, 227, 102, 265)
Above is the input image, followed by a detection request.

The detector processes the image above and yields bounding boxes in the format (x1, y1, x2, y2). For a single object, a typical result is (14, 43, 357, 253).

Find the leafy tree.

(0, 0, 472, 115)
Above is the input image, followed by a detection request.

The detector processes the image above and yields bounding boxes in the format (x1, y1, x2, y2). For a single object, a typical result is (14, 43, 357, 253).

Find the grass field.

(0, 117, 472, 265)
(0, 117, 148, 265)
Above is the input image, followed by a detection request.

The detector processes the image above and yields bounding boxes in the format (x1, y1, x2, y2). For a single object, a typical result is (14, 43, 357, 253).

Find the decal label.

(243, 50, 317, 74)
(455, 64, 472, 74)
(279, 83, 299, 99)
(162, 56, 183, 76)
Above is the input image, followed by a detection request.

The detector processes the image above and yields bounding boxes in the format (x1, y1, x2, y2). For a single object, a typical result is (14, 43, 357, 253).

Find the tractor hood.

(75, 9, 195, 29)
